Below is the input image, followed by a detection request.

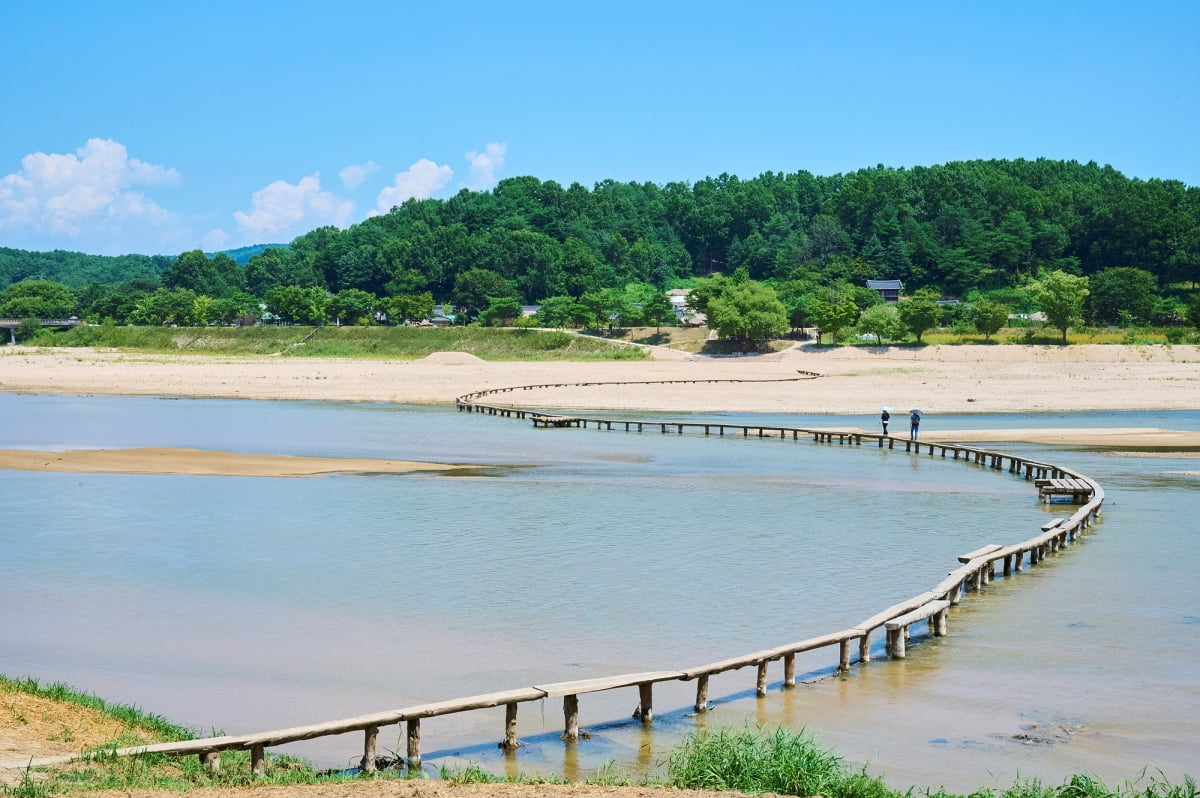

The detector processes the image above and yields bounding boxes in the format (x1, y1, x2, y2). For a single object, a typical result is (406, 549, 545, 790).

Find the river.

(1, 393, 1197, 791)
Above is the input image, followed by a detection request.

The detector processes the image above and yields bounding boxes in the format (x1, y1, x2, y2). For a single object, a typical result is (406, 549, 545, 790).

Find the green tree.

(0, 279, 77, 318)
(533, 295, 580, 328)
(387, 292, 436, 325)
(578, 287, 630, 331)
(707, 280, 788, 344)
(1185, 292, 1200, 329)
(684, 274, 733, 317)
(328, 289, 380, 325)
(214, 292, 257, 325)
(897, 289, 942, 343)
(856, 303, 905, 345)
(265, 285, 330, 325)
(1028, 270, 1089, 343)
(480, 296, 523, 326)
(192, 294, 218, 326)
(245, 247, 320, 295)
(621, 282, 676, 331)
(970, 298, 1010, 341)
(806, 296, 858, 344)
(130, 288, 198, 326)
(452, 268, 517, 322)
(164, 250, 243, 297)
(1086, 267, 1157, 326)
(639, 292, 677, 333)
(14, 317, 43, 343)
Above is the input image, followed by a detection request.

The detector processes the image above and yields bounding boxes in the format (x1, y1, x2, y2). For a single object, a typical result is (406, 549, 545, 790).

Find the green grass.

(0, 676, 190, 742)
(27, 324, 650, 360)
(666, 725, 895, 798)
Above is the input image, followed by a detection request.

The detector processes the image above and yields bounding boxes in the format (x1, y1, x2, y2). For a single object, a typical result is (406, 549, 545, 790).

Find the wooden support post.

(407, 718, 421, 769)
(756, 662, 768, 696)
(891, 627, 907, 658)
(694, 675, 709, 712)
(934, 608, 948, 636)
(500, 702, 519, 750)
(638, 682, 653, 723)
(563, 695, 579, 740)
(859, 632, 872, 662)
(251, 744, 265, 777)
(201, 751, 220, 775)
(362, 725, 378, 772)
(839, 638, 852, 672)
(783, 653, 796, 686)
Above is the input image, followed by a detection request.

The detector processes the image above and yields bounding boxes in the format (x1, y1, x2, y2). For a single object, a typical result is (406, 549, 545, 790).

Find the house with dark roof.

(866, 279, 903, 303)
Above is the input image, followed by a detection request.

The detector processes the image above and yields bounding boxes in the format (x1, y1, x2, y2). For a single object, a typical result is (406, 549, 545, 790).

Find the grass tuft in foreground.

(667, 725, 894, 798)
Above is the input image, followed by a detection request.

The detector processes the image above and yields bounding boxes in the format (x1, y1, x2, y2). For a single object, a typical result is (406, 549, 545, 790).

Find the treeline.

(0, 247, 173, 288)
(1, 158, 1198, 336)
(242, 158, 1200, 301)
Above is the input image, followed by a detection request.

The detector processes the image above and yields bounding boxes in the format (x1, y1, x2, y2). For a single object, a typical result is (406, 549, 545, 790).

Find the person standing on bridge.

(880, 408, 890, 436)
(909, 409, 922, 441)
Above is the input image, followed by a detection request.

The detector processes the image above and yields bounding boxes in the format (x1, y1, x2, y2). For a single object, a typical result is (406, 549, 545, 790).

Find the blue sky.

(2, 0, 1197, 256)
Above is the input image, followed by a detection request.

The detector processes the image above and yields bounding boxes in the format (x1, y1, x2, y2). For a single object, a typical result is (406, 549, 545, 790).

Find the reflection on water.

(0, 395, 1197, 790)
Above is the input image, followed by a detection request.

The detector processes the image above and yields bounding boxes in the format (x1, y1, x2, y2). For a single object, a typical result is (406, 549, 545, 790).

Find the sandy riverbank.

(1, 344, 1198, 477)
(2, 343, 1197, 414)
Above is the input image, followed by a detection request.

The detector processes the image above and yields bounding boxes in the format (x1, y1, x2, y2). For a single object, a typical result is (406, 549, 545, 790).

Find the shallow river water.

(1, 393, 1197, 792)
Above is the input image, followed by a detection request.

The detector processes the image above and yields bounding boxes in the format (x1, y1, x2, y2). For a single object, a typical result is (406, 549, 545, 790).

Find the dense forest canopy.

(2, 158, 1198, 335)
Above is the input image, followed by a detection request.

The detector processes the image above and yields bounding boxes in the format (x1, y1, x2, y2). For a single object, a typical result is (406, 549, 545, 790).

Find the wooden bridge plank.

(534, 671, 684, 698)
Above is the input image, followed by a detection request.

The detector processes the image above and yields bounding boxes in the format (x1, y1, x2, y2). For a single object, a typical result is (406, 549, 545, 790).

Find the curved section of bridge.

(8, 374, 1105, 777)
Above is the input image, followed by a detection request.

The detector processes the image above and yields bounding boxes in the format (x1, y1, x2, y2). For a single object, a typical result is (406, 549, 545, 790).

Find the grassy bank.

(3, 677, 1194, 798)
(25, 324, 650, 361)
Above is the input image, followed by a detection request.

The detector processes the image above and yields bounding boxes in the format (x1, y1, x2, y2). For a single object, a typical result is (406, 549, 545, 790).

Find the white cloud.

(203, 228, 229, 251)
(233, 173, 354, 238)
(339, 160, 379, 190)
(0, 138, 180, 238)
(375, 158, 453, 213)
(465, 142, 507, 190)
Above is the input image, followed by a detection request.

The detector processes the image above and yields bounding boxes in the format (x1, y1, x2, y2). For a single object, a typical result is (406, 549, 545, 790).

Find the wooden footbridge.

(7, 373, 1105, 778)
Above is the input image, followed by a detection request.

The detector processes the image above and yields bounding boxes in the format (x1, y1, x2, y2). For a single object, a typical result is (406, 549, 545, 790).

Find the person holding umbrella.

(880, 406, 891, 436)
(909, 409, 922, 440)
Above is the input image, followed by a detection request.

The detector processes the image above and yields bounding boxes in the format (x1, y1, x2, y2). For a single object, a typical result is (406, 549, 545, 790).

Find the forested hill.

(274, 158, 1196, 301)
(2, 158, 1198, 301)
(0, 248, 174, 290)
(0, 244, 287, 289)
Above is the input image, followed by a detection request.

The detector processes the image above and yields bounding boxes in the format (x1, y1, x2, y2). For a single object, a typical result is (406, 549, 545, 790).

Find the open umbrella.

(909, 408, 923, 416)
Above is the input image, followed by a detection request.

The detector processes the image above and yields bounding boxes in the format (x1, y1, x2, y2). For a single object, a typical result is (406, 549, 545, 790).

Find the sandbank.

(0, 447, 476, 477)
